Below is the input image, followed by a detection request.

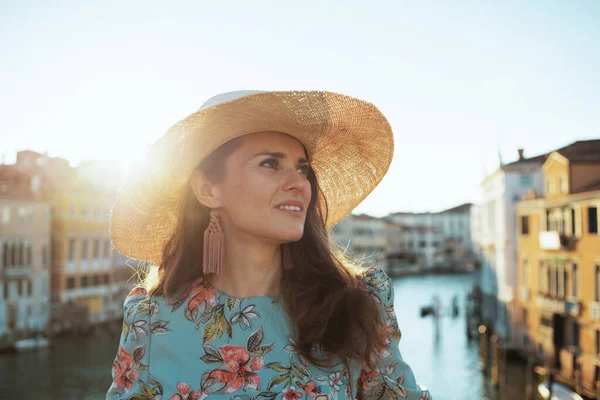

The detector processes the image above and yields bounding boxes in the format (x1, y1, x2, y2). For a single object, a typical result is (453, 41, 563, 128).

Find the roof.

(441, 203, 473, 214)
(577, 178, 600, 193)
(554, 139, 600, 162)
(502, 139, 600, 170)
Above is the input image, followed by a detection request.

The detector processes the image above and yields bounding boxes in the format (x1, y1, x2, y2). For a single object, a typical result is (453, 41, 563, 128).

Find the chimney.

(518, 148, 525, 161)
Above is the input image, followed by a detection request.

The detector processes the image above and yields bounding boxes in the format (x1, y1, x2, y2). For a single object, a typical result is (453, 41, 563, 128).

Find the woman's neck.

(206, 238, 282, 299)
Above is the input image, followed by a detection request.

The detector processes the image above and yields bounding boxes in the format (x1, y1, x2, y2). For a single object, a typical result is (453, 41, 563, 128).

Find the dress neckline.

(203, 275, 281, 303)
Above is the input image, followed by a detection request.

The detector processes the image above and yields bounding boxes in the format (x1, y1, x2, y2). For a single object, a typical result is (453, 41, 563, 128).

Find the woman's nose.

(283, 169, 309, 192)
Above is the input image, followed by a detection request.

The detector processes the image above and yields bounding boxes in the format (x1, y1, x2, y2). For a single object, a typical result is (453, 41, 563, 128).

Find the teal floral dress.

(106, 266, 431, 400)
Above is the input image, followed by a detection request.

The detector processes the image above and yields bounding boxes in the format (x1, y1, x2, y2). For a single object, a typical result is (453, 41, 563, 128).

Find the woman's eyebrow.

(252, 151, 309, 164)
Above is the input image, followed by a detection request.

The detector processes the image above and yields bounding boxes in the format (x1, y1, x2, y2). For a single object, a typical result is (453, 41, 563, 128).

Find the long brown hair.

(145, 135, 385, 371)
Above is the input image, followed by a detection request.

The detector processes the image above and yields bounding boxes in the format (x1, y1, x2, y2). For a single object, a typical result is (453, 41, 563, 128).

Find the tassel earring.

(203, 209, 225, 275)
(282, 244, 294, 270)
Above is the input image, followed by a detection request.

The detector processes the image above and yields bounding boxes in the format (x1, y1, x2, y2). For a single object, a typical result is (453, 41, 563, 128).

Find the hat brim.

(110, 91, 394, 262)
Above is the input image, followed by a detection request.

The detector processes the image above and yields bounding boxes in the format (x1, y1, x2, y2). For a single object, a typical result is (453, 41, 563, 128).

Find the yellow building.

(13, 151, 124, 326)
(516, 141, 600, 397)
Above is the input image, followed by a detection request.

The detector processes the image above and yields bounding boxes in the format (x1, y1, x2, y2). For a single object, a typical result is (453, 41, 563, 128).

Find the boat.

(13, 335, 50, 352)
(538, 379, 583, 400)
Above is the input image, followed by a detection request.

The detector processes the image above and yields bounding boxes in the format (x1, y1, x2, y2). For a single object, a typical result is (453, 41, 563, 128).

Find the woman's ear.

(190, 169, 221, 208)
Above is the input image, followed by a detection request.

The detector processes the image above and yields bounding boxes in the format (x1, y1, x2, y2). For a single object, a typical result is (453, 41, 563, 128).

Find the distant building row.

(0, 150, 134, 340)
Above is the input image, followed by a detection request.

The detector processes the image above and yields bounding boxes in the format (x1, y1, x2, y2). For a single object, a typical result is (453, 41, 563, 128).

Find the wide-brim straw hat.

(110, 90, 394, 263)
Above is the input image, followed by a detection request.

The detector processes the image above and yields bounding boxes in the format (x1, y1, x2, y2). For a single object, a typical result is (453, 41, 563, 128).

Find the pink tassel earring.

(203, 210, 225, 275)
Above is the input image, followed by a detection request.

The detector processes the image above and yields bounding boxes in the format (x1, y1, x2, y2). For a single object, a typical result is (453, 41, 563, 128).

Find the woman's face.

(200, 131, 312, 244)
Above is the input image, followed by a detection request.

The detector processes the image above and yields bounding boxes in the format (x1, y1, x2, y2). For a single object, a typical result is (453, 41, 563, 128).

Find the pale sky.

(1, 1, 599, 216)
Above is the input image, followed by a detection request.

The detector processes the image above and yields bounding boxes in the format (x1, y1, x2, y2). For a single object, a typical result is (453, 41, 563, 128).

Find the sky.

(1, 0, 599, 217)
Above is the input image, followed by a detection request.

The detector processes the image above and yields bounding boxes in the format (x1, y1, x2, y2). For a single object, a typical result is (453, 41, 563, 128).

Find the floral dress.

(106, 266, 431, 400)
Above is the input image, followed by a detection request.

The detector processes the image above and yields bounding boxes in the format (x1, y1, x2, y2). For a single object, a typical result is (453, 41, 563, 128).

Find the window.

(18, 242, 24, 266)
(554, 266, 560, 298)
(68, 239, 75, 261)
(81, 239, 88, 260)
(104, 239, 110, 258)
(93, 239, 99, 259)
(520, 175, 532, 187)
(559, 176, 567, 193)
(103, 274, 109, 285)
(521, 216, 530, 235)
(558, 265, 565, 299)
(572, 263, 578, 298)
(2, 242, 7, 268)
(570, 321, 580, 347)
(419, 241, 426, 248)
(548, 265, 554, 296)
(66, 277, 75, 290)
(547, 179, 554, 195)
(589, 207, 598, 234)
(571, 209, 576, 236)
(81, 275, 88, 288)
(26, 245, 32, 266)
(27, 280, 32, 296)
(93, 275, 100, 286)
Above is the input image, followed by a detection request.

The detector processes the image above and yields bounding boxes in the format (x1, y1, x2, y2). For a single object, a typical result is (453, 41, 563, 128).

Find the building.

(388, 203, 474, 268)
(8, 150, 126, 328)
(395, 224, 444, 268)
(331, 214, 389, 270)
(473, 149, 545, 347)
(516, 140, 600, 398)
(0, 167, 51, 338)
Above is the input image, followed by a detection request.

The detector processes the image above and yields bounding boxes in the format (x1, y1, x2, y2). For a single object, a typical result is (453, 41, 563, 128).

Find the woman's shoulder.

(357, 265, 394, 305)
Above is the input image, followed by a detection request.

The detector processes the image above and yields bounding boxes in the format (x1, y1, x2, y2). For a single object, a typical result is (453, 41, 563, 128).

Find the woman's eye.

(298, 165, 310, 175)
(260, 159, 278, 169)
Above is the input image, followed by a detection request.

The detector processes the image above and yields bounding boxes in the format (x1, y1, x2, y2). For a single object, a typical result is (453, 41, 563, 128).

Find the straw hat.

(110, 90, 394, 263)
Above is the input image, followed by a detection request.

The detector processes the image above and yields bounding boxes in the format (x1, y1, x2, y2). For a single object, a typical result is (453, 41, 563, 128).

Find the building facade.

(0, 170, 51, 338)
(331, 214, 389, 270)
(7, 150, 129, 330)
(473, 149, 545, 346)
(516, 141, 600, 397)
(388, 203, 474, 268)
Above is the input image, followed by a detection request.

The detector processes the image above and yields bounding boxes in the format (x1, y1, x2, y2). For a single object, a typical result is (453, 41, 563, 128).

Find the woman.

(106, 90, 431, 400)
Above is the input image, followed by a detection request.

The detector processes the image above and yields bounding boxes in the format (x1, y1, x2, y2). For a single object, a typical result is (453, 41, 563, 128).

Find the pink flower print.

(168, 381, 206, 400)
(282, 386, 304, 400)
(188, 285, 217, 311)
(111, 345, 139, 393)
(296, 380, 320, 398)
(208, 344, 265, 393)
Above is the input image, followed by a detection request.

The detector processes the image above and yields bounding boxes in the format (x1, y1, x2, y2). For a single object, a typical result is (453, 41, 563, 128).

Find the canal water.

(0, 274, 527, 400)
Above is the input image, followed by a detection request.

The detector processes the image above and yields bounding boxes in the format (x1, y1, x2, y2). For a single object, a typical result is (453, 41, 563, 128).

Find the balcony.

(536, 295, 566, 313)
(4, 265, 34, 278)
(538, 231, 577, 251)
(591, 302, 600, 320)
(520, 286, 530, 302)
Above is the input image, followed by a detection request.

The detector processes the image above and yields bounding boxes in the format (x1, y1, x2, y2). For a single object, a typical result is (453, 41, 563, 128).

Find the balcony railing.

(536, 295, 566, 313)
